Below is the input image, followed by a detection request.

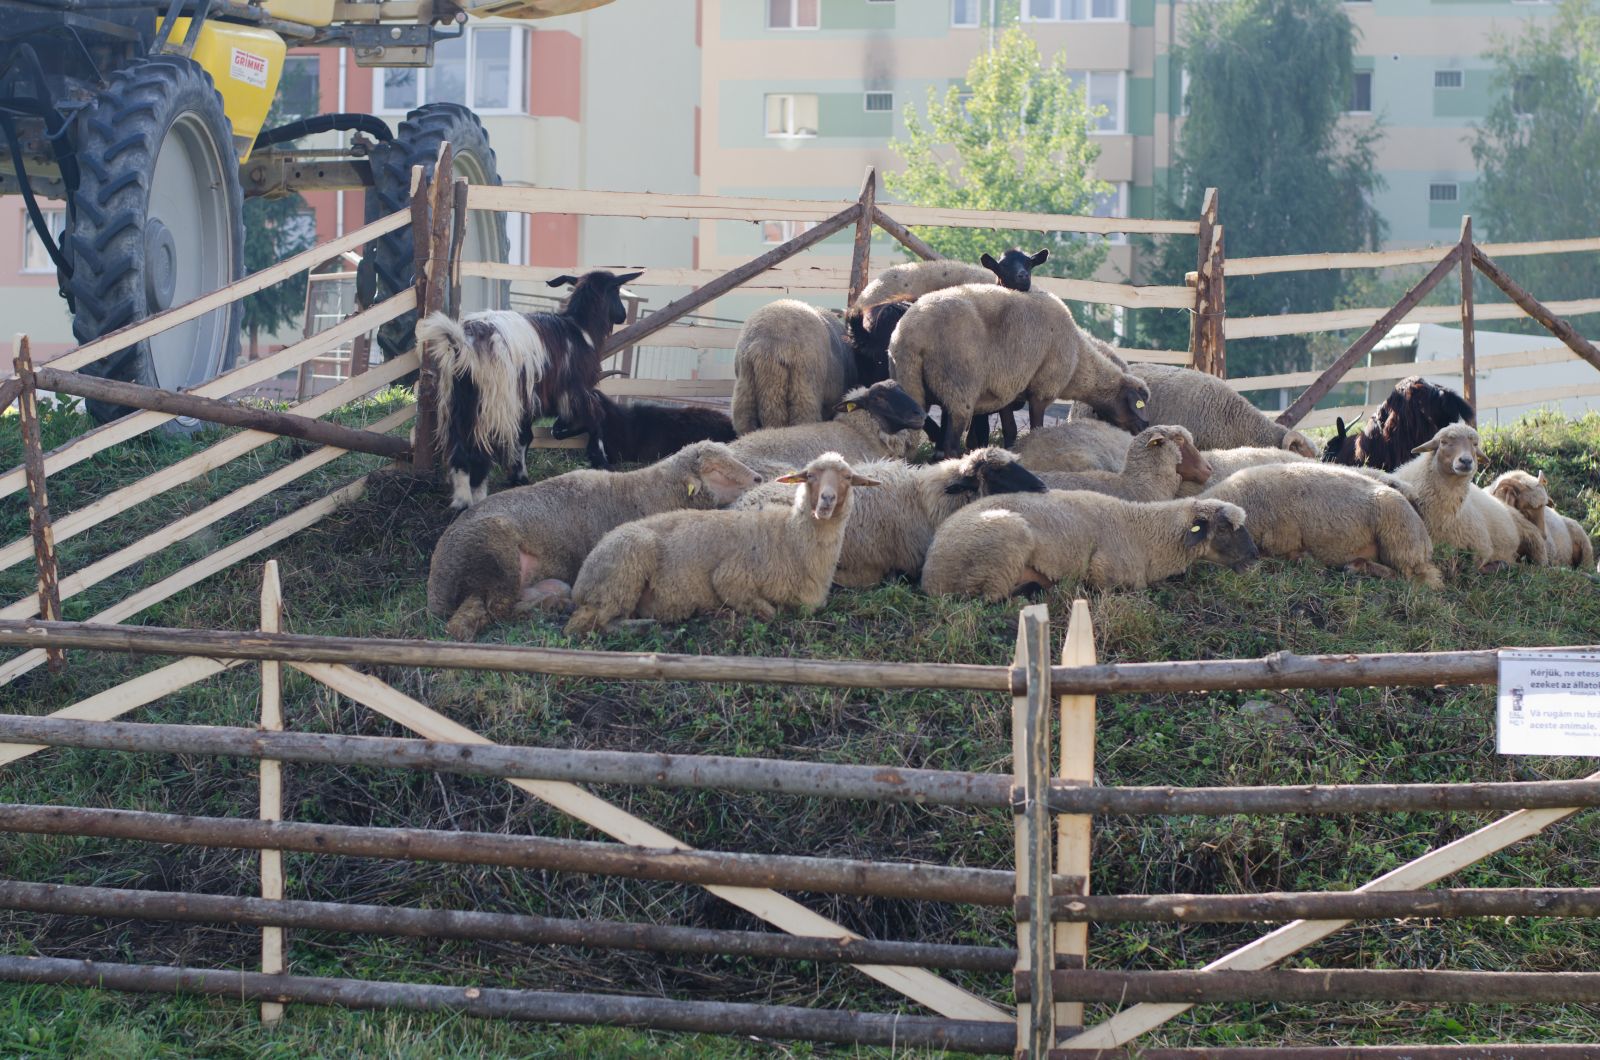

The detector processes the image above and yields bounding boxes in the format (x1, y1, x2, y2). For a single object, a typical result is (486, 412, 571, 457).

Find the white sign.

(230, 48, 270, 89)
(1497, 650, 1600, 756)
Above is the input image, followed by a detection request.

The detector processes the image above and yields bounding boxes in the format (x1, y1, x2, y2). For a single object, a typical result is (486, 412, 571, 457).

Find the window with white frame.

(761, 219, 815, 244)
(952, 0, 980, 26)
(1434, 69, 1464, 89)
(1429, 182, 1459, 203)
(376, 26, 527, 114)
(1180, 68, 1191, 116)
(768, 0, 819, 29)
(1025, 0, 1123, 23)
(864, 91, 894, 112)
(1092, 183, 1129, 244)
(1347, 71, 1372, 113)
(1068, 71, 1125, 133)
(765, 93, 819, 137)
(22, 208, 66, 274)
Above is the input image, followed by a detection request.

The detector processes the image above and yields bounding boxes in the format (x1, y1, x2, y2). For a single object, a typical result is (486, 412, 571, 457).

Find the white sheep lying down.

(1200, 462, 1443, 586)
(1035, 424, 1212, 502)
(733, 447, 1048, 587)
(1393, 424, 1546, 570)
(1013, 418, 1134, 473)
(728, 380, 927, 478)
(1488, 470, 1596, 569)
(922, 491, 1259, 600)
(1071, 363, 1317, 457)
(565, 452, 878, 634)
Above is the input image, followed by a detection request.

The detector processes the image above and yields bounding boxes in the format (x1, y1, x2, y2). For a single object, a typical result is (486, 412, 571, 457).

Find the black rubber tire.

(363, 103, 508, 363)
(68, 56, 244, 429)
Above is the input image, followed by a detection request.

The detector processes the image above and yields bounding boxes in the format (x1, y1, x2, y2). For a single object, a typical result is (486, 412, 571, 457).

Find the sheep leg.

(509, 416, 534, 486)
(710, 567, 780, 620)
(1000, 408, 1019, 448)
(941, 406, 974, 459)
(922, 407, 944, 447)
(515, 578, 574, 615)
(1478, 559, 1509, 574)
(1027, 394, 1051, 431)
(446, 596, 493, 641)
(1342, 558, 1400, 580)
(965, 415, 991, 450)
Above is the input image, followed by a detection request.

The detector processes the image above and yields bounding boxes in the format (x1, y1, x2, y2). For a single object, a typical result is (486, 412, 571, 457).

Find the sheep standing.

(733, 447, 1046, 587)
(923, 493, 1257, 600)
(1013, 419, 1135, 473)
(551, 391, 735, 465)
(427, 442, 763, 640)
(565, 452, 879, 633)
(731, 300, 888, 433)
(1035, 425, 1212, 501)
(1200, 463, 1442, 586)
(889, 285, 1149, 458)
(857, 248, 1050, 305)
(1488, 470, 1596, 569)
(727, 380, 926, 478)
(1072, 364, 1316, 457)
(1392, 424, 1546, 571)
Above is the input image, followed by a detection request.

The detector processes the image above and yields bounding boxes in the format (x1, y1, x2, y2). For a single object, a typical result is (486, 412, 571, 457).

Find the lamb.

(922, 493, 1258, 600)
(550, 391, 736, 465)
(1488, 470, 1596, 570)
(426, 441, 763, 640)
(727, 380, 927, 478)
(732, 447, 1047, 587)
(1013, 419, 1135, 473)
(565, 452, 878, 634)
(731, 299, 887, 433)
(1072, 364, 1317, 457)
(857, 248, 1050, 305)
(889, 285, 1150, 458)
(1034, 425, 1212, 502)
(1392, 424, 1546, 571)
(1200, 463, 1442, 586)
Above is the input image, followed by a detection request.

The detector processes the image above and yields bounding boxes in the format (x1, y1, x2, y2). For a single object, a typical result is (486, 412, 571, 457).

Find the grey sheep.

(1036, 425, 1213, 501)
(426, 441, 764, 640)
(1174, 445, 1312, 498)
(857, 248, 1048, 305)
(1392, 424, 1546, 571)
(1488, 470, 1596, 569)
(922, 492, 1258, 600)
(727, 380, 927, 478)
(1013, 418, 1135, 473)
(733, 447, 1047, 587)
(1201, 462, 1442, 586)
(730, 299, 855, 433)
(1071, 364, 1317, 457)
(889, 285, 1150, 458)
(565, 452, 879, 633)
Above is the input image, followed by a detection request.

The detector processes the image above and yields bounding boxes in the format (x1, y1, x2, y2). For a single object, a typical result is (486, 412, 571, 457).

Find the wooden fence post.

(13, 335, 63, 674)
(1012, 604, 1055, 1056)
(1191, 189, 1226, 377)
(1054, 599, 1095, 1034)
(448, 177, 469, 318)
(1471, 244, 1600, 375)
(847, 167, 877, 307)
(409, 162, 437, 474)
(258, 560, 286, 1025)
(1459, 216, 1476, 421)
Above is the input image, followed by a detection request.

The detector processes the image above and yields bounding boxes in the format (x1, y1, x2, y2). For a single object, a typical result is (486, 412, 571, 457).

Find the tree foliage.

(240, 97, 317, 354)
(886, 27, 1112, 283)
(1146, 0, 1384, 375)
(1471, 0, 1600, 333)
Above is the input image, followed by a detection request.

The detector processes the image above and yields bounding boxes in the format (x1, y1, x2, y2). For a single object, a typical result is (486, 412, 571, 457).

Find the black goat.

(981, 247, 1050, 291)
(1323, 375, 1475, 472)
(551, 391, 736, 465)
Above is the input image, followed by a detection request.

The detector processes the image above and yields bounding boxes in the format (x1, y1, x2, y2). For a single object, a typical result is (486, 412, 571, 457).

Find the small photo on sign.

(1496, 650, 1600, 756)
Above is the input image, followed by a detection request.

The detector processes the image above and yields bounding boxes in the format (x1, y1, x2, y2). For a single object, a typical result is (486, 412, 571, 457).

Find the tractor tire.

(364, 103, 508, 364)
(68, 56, 244, 429)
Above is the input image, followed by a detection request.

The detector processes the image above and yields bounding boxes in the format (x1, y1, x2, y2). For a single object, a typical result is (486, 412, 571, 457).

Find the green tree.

(240, 96, 317, 357)
(886, 26, 1112, 286)
(1471, 0, 1600, 335)
(1145, 0, 1384, 376)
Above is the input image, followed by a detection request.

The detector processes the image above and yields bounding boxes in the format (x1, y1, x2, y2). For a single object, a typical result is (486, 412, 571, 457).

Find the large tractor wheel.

(68, 56, 244, 428)
(364, 103, 508, 363)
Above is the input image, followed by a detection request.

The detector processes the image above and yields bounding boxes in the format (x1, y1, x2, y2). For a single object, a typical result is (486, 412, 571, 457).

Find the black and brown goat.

(1323, 375, 1475, 472)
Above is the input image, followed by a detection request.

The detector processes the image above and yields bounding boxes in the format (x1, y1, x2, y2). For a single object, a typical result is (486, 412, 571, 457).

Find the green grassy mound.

(0, 405, 1598, 1057)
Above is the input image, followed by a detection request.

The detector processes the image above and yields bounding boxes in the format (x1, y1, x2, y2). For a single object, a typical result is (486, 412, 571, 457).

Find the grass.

(1, 401, 1599, 1056)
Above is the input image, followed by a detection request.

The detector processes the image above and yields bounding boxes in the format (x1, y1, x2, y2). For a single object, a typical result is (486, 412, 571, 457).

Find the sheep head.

(776, 452, 880, 520)
(1089, 372, 1150, 433)
(944, 448, 1049, 497)
(1128, 425, 1210, 485)
(1281, 429, 1318, 458)
(1186, 500, 1258, 571)
(836, 380, 927, 433)
(686, 443, 764, 505)
(1488, 470, 1551, 527)
(980, 248, 1050, 292)
(843, 296, 911, 385)
(1322, 415, 1361, 464)
(547, 269, 644, 327)
(1411, 423, 1485, 478)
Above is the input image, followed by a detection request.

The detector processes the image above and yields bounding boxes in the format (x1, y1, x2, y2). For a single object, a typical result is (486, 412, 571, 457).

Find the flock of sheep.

(420, 254, 1595, 641)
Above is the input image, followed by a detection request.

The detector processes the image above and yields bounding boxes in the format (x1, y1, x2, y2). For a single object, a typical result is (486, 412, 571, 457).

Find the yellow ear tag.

(1190, 524, 1202, 532)
(1136, 400, 1146, 409)
(687, 481, 698, 497)
(842, 402, 859, 412)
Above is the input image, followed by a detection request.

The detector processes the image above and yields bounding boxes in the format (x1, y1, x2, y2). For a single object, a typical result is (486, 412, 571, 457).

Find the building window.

(1434, 69, 1464, 89)
(765, 93, 819, 137)
(375, 27, 527, 114)
(1180, 69, 1192, 116)
(22, 208, 66, 274)
(1092, 183, 1129, 244)
(278, 55, 320, 122)
(1347, 71, 1372, 113)
(1068, 71, 1125, 133)
(768, 0, 819, 29)
(1025, 0, 1123, 22)
(762, 219, 815, 244)
(1429, 182, 1459, 203)
(952, 0, 980, 26)
(864, 91, 894, 112)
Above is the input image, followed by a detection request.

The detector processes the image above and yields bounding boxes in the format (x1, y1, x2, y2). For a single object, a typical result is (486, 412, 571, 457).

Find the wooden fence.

(1, 588, 1598, 1055)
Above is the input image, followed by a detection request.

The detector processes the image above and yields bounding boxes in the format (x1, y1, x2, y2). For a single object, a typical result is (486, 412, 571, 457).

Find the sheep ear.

(850, 474, 882, 487)
(1538, 470, 1548, 484)
(546, 275, 579, 288)
(1336, 417, 1348, 435)
(980, 253, 999, 271)
(774, 472, 807, 484)
(1412, 439, 1440, 454)
(1474, 446, 1489, 463)
(1146, 435, 1165, 447)
(1029, 249, 1050, 266)
(838, 401, 860, 413)
(943, 476, 980, 495)
(615, 271, 644, 284)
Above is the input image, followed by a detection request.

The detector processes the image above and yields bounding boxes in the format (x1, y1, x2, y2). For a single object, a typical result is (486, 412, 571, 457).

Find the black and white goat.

(416, 269, 641, 510)
(551, 391, 737, 465)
